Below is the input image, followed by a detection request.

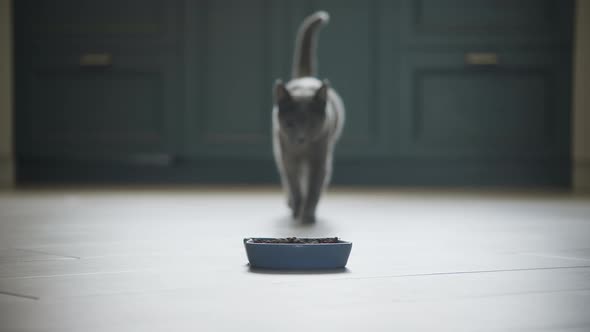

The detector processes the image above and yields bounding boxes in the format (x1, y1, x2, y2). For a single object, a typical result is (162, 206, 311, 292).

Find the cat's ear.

(274, 79, 291, 104)
(315, 79, 330, 103)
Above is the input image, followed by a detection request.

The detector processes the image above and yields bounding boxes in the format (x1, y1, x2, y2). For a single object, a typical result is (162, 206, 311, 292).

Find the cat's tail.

(292, 11, 330, 79)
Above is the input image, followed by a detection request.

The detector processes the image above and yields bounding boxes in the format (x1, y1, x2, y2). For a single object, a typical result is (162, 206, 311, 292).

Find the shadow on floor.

(246, 264, 350, 275)
(272, 215, 339, 238)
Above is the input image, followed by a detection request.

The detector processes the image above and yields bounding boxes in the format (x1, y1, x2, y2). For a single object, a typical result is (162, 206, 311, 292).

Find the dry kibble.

(251, 237, 339, 244)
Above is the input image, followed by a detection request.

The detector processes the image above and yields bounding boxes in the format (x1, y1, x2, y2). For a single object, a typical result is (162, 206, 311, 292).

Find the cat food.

(250, 237, 340, 244)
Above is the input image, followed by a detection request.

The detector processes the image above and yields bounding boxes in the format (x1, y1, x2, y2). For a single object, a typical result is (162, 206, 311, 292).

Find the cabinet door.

(15, 0, 184, 163)
(398, 50, 571, 158)
(17, 51, 182, 160)
(184, 0, 282, 158)
(311, 0, 396, 157)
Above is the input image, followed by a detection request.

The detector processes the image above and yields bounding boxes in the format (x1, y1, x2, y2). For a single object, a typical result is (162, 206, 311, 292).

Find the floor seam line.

(329, 265, 590, 281)
(0, 290, 39, 301)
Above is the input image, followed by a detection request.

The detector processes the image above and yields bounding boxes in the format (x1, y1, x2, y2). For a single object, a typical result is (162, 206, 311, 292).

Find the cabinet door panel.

(186, 0, 274, 157)
(313, 0, 393, 156)
(399, 51, 571, 157)
(19, 53, 181, 157)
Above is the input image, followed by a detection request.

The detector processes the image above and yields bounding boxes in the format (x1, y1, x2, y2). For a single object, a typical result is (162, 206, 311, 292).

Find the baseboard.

(573, 160, 590, 191)
(17, 156, 571, 188)
(0, 156, 14, 188)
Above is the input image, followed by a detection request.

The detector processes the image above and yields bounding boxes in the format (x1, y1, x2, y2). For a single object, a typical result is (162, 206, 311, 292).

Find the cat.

(272, 11, 345, 223)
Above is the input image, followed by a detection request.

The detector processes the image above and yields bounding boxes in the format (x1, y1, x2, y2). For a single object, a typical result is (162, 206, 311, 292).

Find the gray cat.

(272, 11, 345, 223)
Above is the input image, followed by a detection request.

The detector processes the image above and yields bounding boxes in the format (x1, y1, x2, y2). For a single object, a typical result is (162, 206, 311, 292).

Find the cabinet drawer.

(399, 0, 573, 47)
(398, 50, 571, 157)
(18, 52, 182, 157)
(18, 0, 182, 44)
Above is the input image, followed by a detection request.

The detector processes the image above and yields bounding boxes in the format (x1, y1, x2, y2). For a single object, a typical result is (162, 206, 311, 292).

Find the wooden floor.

(0, 187, 589, 331)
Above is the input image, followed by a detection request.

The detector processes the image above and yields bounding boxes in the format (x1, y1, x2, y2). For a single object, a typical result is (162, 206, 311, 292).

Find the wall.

(574, 0, 590, 191)
(0, 0, 13, 187)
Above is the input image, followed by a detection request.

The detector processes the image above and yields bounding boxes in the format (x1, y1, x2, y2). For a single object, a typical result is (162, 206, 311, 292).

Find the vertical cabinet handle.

(79, 53, 113, 67)
(465, 52, 498, 66)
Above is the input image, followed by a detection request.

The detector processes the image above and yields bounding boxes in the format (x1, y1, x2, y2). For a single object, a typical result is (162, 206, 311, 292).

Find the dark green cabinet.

(16, 0, 184, 162)
(21, 52, 182, 158)
(15, 0, 574, 186)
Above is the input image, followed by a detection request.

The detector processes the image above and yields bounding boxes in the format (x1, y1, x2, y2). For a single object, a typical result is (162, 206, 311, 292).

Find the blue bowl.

(244, 238, 352, 270)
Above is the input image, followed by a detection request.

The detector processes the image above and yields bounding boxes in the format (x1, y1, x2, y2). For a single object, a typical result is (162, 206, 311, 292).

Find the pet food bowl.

(244, 237, 352, 270)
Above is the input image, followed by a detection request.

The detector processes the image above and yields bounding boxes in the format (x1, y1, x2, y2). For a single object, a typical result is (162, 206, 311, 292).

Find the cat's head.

(274, 79, 329, 145)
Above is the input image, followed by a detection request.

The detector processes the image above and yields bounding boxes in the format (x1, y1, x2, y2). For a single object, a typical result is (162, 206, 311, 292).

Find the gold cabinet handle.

(465, 52, 498, 66)
(79, 53, 112, 67)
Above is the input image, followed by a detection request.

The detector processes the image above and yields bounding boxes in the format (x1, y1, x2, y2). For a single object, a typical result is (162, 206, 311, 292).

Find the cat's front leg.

(283, 161, 303, 219)
(300, 159, 327, 223)
(288, 194, 302, 218)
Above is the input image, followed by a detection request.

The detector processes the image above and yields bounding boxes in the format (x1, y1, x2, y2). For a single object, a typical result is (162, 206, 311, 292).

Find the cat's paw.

(300, 214, 316, 224)
(288, 197, 302, 218)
